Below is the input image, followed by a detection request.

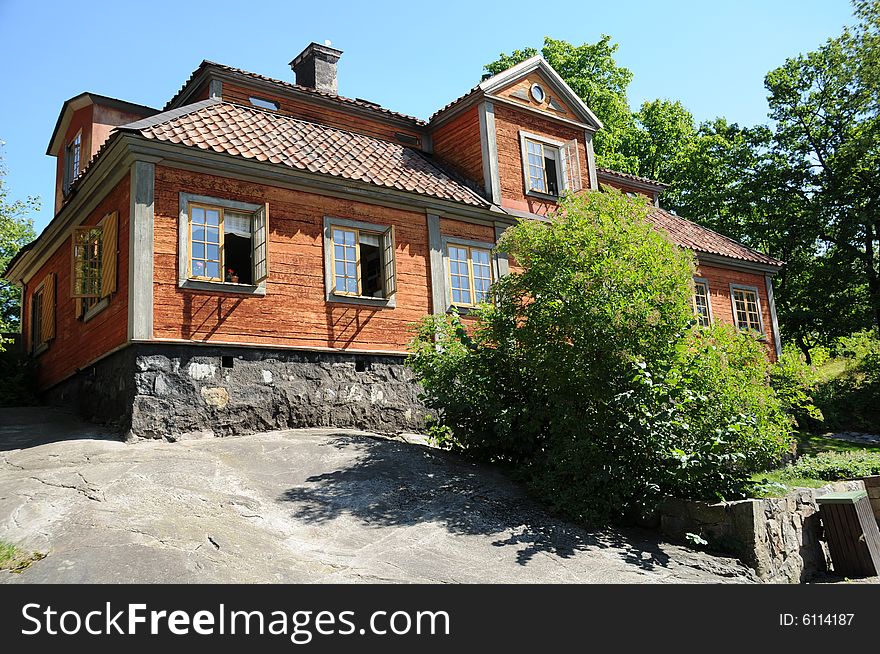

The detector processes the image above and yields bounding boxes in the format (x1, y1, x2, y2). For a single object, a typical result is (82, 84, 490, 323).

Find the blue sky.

(0, 0, 856, 232)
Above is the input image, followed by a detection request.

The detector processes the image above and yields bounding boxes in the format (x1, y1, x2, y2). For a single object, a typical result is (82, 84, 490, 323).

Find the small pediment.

(479, 56, 602, 130)
(496, 72, 575, 118)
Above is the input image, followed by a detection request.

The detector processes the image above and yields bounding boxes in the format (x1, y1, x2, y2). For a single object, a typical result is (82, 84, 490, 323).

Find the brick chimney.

(290, 42, 342, 95)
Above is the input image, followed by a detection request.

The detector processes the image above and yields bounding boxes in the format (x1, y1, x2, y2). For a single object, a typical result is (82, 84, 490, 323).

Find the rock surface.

(0, 407, 755, 584)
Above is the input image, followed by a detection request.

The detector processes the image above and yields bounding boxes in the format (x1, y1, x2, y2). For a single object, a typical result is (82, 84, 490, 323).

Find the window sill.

(524, 189, 563, 202)
(31, 342, 49, 357)
(180, 279, 266, 296)
(327, 293, 395, 308)
(82, 297, 109, 323)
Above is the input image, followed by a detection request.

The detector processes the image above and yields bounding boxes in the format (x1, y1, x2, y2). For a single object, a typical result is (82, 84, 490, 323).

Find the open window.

(180, 195, 269, 293)
(71, 211, 117, 320)
(324, 218, 397, 306)
(520, 132, 581, 197)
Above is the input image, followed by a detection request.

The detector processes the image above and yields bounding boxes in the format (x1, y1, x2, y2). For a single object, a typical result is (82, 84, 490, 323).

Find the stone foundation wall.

(43, 346, 137, 431)
(659, 480, 866, 583)
(44, 343, 428, 439)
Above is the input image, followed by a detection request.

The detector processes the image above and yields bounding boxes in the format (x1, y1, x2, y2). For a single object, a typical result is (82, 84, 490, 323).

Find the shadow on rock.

(279, 434, 676, 571)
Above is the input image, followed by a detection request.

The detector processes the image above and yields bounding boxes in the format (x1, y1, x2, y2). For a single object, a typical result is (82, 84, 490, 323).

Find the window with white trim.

(520, 132, 582, 197)
(64, 132, 82, 196)
(693, 279, 712, 327)
(325, 218, 397, 302)
(184, 200, 269, 287)
(732, 286, 763, 333)
(448, 244, 493, 307)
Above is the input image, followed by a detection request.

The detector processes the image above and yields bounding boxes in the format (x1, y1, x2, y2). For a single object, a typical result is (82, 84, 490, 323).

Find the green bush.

(409, 192, 793, 525)
(0, 338, 38, 406)
(770, 344, 823, 429)
(813, 330, 880, 433)
(782, 450, 880, 482)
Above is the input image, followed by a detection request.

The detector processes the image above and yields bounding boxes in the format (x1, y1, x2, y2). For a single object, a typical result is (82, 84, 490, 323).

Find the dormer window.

(63, 132, 82, 195)
(519, 132, 582, 198)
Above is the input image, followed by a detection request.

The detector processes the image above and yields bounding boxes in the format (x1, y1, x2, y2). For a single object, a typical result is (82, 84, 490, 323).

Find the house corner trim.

(427, 213, 446, 314)
(478, 101, 501, 204)
(765, 274, 783, 358)
(128, 160, 155, 341)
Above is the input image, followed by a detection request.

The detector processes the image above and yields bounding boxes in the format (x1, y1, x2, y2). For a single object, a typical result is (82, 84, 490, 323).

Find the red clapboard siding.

(493, 103, 591, 216)
(152, 165, 431, 352)
(430, 106, 484, 189)
(696, 263, 777, 362)
(23, 175, 131, 389)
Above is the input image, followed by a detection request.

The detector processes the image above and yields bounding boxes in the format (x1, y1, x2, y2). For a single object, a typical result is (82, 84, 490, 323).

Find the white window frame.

(322, 216, 397, 308)
(729, 283, 765, 335)
(63, 130, 82, 196)
(177, 192, 267, 296)
(441, 236, 499, 310)
(693, 277, 713, 327)
(518, 130, 579, 199)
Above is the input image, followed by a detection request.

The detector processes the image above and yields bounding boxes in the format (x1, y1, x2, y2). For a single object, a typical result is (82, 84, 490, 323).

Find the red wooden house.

(4, 43, 783, 439)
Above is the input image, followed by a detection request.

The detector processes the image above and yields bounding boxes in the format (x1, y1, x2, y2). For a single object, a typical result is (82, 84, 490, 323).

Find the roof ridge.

(117, 98, 223, 131)
(165, 60, 427, 125)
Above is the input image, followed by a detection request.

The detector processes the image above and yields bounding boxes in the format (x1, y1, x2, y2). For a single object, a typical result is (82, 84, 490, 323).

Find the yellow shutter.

(101, 211, 118, 297)
(41, 273, 55, 342)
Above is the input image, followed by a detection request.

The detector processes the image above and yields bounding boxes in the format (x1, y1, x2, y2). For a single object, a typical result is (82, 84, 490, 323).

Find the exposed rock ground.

(0, 407, 755, 584)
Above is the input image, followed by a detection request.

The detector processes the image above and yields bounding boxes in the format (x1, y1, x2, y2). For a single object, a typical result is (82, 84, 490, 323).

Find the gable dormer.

(429, 56, 602, 216)
(47, 93, 157, 213)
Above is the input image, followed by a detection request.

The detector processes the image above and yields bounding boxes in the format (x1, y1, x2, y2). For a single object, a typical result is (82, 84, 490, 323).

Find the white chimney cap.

(324, 39, 332, 46)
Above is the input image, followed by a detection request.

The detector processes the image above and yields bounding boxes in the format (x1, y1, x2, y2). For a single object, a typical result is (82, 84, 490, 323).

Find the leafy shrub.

(782, 450, 880, 482)
(409, 192, 793, 525)
(813, 330, 880, 433)
(0, 338, 38, 406)
(770, 344, 823, 428)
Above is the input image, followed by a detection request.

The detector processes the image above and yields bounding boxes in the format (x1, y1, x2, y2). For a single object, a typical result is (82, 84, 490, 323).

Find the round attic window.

(530, 83, 546, 103)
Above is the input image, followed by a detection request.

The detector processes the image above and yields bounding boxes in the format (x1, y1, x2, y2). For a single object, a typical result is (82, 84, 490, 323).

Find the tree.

(0, 146, 39, 333)
(624, 99, 696, 183)
(485, 36, 639, 172)
(410, 192, 791, 523)
(761, 0, 880, 342)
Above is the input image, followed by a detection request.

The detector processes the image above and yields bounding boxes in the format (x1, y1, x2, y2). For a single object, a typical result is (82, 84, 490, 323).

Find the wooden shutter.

(101, 211, 118, 297)
(41, 273, 56, 342)
(382, 225, 397, 298)
(252, 203, 269, 285)
(563, 139, 582, 193)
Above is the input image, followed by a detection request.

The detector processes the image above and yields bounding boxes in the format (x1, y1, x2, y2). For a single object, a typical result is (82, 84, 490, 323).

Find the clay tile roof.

(165, 61, 426, 126)
(429, 85, 480, 122)
(597, 167, 668, 189)
(122, 101, 488, 207)
(649, 207, 782, 267)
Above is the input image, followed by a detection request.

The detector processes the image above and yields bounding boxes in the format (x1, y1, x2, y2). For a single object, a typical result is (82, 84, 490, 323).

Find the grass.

(0, 540, 45, 573)
(749, 431, 880, 498)
(795, 432, 880, 456)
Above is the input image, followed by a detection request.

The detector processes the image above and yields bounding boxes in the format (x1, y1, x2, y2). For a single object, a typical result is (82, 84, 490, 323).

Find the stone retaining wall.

(659, 480, 867, 583)
(45, 343, 428, 440)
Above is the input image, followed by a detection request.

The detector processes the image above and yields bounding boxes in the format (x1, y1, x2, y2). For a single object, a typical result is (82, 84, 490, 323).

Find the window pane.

(693, 281, 711, 327)
(192, 243, 205, 260)
(333, 229, 346, 245)
(192, 225, 205, 241)
(191, 206, 205, 223)
(205, 209, 220, 226)
(206, 244, 220, 261)
(205, 262, 219, 279)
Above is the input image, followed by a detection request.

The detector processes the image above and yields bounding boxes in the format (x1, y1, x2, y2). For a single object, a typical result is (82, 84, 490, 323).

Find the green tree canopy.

(0, 147, 38, 333)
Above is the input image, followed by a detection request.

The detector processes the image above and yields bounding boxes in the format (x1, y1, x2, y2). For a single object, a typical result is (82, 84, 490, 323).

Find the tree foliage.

(0, 146, 38, 334)
(410, 193, 791, 524)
